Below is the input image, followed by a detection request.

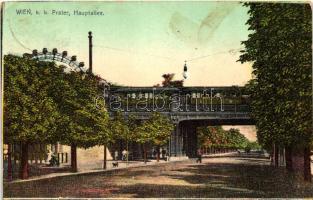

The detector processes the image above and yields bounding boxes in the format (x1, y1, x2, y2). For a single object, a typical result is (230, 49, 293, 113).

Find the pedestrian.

(153, 149, 157, 158)
(114, 150, 118, 161)
(122, 149, 127, 161)
(166, 152, 170, 162)
(161, 149, 166, 160)
(196, 149, 202, 163)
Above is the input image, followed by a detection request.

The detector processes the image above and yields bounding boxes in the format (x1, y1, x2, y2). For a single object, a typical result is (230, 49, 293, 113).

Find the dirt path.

(4, 155, 313, 198)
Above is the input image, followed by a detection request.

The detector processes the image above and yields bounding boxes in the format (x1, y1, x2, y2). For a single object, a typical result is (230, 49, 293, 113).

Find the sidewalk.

(6, 152, 271, 184)
(6, 158, 186, 184)
(203, 152, 236, 157)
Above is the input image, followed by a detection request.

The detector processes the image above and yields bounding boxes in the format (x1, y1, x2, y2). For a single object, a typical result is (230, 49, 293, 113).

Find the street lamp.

(98, 79, 110, 170)
(88, 31, 93, 73)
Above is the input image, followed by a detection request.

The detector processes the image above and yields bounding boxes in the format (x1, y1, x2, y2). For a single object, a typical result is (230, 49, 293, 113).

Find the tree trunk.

(144, 144, 147, 164)
(156, 146, 160, 162)
(19, 142, 29, 179)
(7, 144, 12, 181)
(71, 144, 77, 172)
(285, 146, 293, 171)
(303, 147, 311, 182)
(274, 144, 279, 167)
(103, 144, 107, 169)
(290, 146, 311, 182)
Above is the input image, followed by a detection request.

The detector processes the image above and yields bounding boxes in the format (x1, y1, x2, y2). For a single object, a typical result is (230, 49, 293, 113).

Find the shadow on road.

(4, 156, 313, 198)
(113, 161, 313, 198)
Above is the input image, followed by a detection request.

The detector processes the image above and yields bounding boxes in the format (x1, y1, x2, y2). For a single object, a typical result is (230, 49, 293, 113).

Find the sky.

(3, 1, 257, 140)
(3, 1, 253, 87)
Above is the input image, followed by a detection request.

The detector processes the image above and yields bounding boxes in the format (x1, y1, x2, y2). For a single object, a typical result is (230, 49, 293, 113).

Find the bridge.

(25, 47, 253, 158)
(104, 86, 254, 158)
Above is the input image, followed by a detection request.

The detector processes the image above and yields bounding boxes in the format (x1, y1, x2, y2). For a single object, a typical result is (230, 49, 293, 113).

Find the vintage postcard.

(1, 0, 312, 199)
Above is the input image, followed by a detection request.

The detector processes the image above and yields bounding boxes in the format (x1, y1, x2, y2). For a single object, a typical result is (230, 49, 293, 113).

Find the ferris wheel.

(23, 48, 87, 73)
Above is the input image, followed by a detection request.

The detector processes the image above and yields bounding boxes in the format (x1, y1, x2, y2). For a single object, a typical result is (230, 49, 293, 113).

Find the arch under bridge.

(105, 86, 254, 158)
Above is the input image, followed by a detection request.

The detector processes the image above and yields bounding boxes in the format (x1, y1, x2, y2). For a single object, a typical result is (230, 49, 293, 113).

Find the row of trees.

(4, 55, 174, 179)
(109, 112, 173, 163)
(197, 126, 254, 152)
(239, 3, 312, 181)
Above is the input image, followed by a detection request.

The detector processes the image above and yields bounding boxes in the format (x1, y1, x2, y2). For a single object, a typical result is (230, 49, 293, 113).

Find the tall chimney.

(88, 31, 93, 73)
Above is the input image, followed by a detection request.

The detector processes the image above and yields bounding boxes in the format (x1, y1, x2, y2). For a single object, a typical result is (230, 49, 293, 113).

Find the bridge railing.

(108, 104, 250, 113)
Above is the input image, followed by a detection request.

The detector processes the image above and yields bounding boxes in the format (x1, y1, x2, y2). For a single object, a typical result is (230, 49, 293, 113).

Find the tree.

(4, 55, 63, 179)
(225, 128, 250, 150)
(4, 55, 112, 177)
(135, 112, 174, 162)
(55, 71, 110, 172)
(154, 74, 184, 87)
(197, 126, 249, 152)
(109, 111, 130, 143)
(108, 113, 140, 165)
(239, 3, 312, 181)
(92, 83, 112, 170)
(244, 141, 261, 153)
(108, 111, 129, 162)
(124, 114, 140, 162)
(150, 113, 174, 162)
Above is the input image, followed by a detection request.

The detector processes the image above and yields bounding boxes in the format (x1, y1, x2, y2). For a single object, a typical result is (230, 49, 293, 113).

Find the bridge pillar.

(183, 121, 197, 158)
(169, 121, 198, 158)
(169, 122, 185, 157)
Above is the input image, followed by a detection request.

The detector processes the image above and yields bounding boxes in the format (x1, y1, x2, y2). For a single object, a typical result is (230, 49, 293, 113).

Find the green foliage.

(245, 141, 261, 151)
(4, 55, 111, 148)
(53, 70, 110, 148)
(4, 55, 62, 144)
(197, 126, 249, 149)
(126, 114, 140, 142)
(108, 112, 173, 149)
(239, 3, 312, 148)
(109, 111, 130, 143)
(160, 74, 184, 87)
(108, 113, 143, 146)
(135, 112, 174, 146)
